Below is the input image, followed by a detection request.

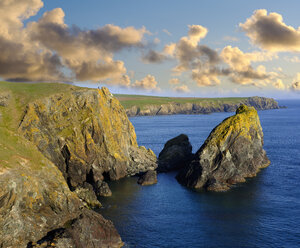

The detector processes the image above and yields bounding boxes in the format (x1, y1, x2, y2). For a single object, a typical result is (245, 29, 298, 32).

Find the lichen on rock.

(176, 105, 270, 191)
(18, 87, 157, 202)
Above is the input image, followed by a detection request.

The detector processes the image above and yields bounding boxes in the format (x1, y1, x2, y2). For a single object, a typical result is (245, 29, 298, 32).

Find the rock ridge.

(176, 105, 270, 191)
(125, 96, 280, 117)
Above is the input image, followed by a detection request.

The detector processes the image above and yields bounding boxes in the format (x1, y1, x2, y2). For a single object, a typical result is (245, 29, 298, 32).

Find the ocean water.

(98, 100, 300, 248)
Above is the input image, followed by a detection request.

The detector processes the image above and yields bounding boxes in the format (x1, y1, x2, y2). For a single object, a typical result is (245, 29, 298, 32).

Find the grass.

(115, 94, 249, 110)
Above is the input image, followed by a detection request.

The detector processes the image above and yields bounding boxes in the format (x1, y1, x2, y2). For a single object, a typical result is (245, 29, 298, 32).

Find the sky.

(1, 0, 300, 98)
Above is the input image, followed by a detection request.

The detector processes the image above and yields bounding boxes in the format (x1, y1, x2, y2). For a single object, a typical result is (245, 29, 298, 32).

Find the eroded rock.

(158, 134, 193, 172)
(176, 105, 270, 191)
(137, 170, 157, 186)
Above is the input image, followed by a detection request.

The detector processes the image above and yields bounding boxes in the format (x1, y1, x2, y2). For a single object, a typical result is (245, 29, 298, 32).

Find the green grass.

(0, 81, 84, 130)
(115, 94, 249, 110)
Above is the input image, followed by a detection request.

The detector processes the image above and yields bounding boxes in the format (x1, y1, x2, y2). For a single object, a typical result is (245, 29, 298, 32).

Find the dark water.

(99, 100, 300, 248)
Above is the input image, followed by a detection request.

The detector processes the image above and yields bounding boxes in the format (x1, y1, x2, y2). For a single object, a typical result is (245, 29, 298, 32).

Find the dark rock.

(158, 134, 193, 172)
(176, 105, 270, 191)
(74, 183, 101, 208)
(95, 181, 112, 197)
(27, 209, 123, 248)
(137, 170, 157, 186)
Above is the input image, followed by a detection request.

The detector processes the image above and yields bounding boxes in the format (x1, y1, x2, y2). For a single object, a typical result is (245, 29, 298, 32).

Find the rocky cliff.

(0, 82, 158, 247)
(124, 96, 279, 117)
(18, 87, 156, 202)
(176, 105, 270, 191)
(0, 127, 122, 248)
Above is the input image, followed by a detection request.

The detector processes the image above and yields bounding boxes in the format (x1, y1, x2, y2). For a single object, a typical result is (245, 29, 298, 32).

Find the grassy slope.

(0, 81, 82, 130)
(115, 94, 249, 110)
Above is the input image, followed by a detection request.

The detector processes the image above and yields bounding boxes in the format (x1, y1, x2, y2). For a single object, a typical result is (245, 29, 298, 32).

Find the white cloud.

(132, 74, 160, 91)
(173, 84, 190, 93)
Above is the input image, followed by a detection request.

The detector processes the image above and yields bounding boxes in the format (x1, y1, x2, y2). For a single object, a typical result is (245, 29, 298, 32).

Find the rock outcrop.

(176, 105, 270, 191)
(158, 134, 193, 172)
(124, 96, 279, 117)
(137, 170, 158, 186)
(0, 128, 122, 248)
(18, 87, 157, 203)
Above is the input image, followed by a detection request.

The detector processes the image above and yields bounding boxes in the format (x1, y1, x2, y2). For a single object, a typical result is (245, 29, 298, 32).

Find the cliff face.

(176, 105, 270, 191)
(125, 96, 279, 117)
(0, 128, 122, 248)
(19, 87, 156, 198)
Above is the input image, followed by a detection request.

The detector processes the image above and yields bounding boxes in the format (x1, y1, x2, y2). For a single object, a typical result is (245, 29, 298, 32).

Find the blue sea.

(99, 100, 300, 248)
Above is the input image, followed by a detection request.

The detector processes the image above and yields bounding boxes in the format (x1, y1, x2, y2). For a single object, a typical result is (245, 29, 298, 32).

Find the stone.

(137, 170, 158, 186)
(158, 134, 193, 172)
(0, 127, 122, 247)
(176, 105, 270, 191)
(18, 87, 157, 197)
(95, 181, 112, 197)
(74, 183, 101, 208)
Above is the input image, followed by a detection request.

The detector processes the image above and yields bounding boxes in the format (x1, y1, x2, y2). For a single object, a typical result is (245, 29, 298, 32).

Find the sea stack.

(158, 134, 193, 172)
(176, 105, 270, 191)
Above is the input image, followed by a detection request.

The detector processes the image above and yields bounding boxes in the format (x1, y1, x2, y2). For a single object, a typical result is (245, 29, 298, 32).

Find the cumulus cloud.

(220, 46, 274, 85)
(291, 81, 300, 92)
(142, 50, 167, 63)
(273, 79, 286, 90)
(169, 78, 181, 85)
(132, 75, 160, 91)
(0, 1, 149, 84)
(173, 84, 190, 93)
(290, 73, 300, 92)
(240, 9, 300, 52)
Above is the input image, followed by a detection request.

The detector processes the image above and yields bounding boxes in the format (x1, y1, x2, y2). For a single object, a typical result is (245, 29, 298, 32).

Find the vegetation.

(115, 94, 249, 110)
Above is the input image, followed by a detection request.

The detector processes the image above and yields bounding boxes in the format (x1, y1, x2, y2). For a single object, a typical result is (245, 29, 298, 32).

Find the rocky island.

(176, 105, 270, 191)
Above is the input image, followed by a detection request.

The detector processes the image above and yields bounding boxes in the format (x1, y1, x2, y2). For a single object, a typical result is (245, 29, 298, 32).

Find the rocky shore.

(0, 83, 157, 247)
(124, 96, 280, 117)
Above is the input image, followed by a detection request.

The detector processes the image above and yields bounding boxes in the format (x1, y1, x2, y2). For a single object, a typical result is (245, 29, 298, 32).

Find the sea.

(98, 100, 300, 248)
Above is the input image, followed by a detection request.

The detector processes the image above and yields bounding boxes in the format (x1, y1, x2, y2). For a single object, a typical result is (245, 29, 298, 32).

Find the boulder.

(137, 170, 157, 186)
(158, 134, 193, 172)
(95, 181, 112, 197)
(176, 105, 270, 191)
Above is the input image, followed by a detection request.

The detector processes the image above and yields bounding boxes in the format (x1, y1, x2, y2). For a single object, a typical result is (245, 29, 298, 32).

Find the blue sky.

(1, 0, 300, 98)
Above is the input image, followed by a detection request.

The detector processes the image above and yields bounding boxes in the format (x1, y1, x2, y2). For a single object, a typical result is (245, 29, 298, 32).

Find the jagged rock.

(137, 170, 158, 186)
(95, 181, 112, 197)
(27, 209, 123, 248)
(176, 105, 270, 191)
(0, 128, 122, 247)
(158, 134, 193, 172)
(18, 87, 157, 196)
(74, 183, 101, 208)
(124, 96, 280, 117)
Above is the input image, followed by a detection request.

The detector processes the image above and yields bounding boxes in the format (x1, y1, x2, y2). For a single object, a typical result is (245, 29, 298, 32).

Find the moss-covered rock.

(176, 105, 270, 191)
(0, 127, 122, 247)
(18, 87, 156, 200)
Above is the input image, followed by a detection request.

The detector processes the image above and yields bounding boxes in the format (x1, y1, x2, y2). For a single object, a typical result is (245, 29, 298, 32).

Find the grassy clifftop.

(115, 94, 249, 110)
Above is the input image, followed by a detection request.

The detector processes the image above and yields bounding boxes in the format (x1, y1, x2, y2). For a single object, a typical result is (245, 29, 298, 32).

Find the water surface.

(99, 100, 300, 248)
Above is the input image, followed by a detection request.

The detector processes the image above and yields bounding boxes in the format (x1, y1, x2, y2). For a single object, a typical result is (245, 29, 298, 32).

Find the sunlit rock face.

(176, 105, 270, 191)
(19, 87, 156, 202)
